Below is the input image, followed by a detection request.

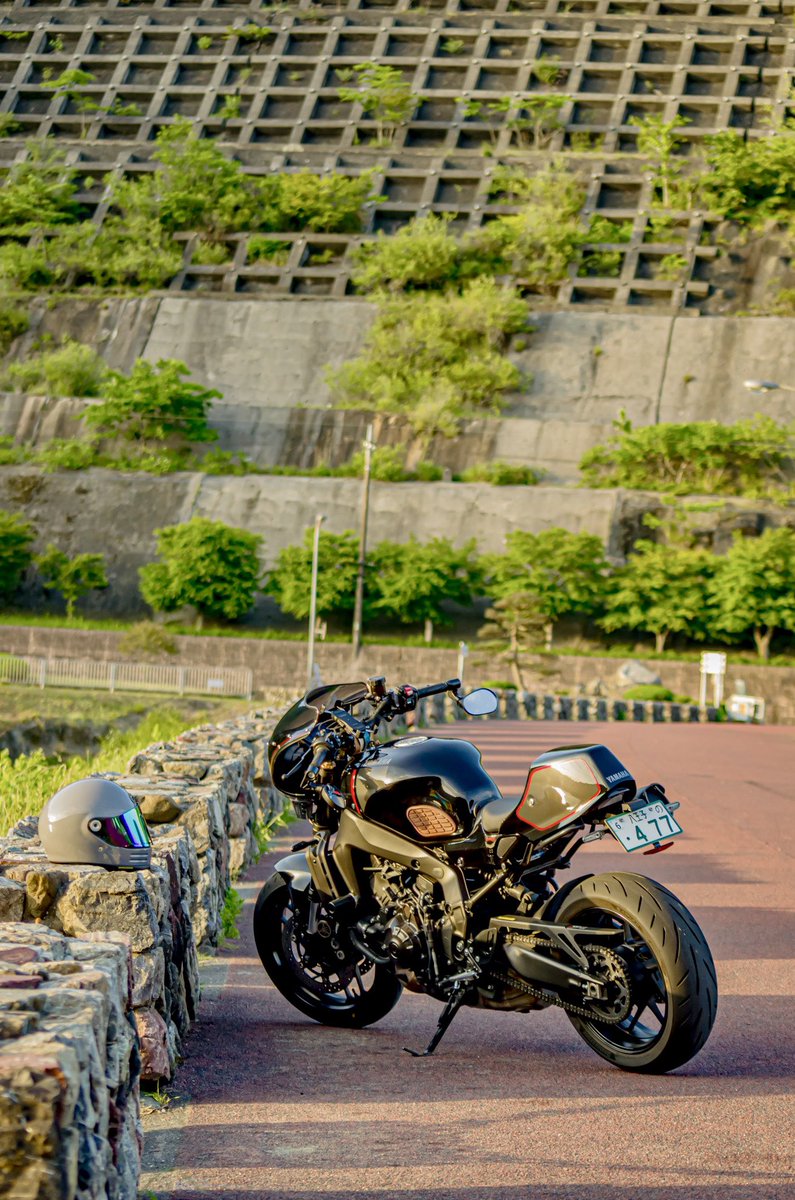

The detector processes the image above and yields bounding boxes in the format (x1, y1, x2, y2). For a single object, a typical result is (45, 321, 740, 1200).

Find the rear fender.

(535, 873, 594, 921)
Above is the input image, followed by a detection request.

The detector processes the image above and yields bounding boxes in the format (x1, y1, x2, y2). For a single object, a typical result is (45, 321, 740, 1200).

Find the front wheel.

(253, 873, 403, 1028)
(555, 872, 717, 1073)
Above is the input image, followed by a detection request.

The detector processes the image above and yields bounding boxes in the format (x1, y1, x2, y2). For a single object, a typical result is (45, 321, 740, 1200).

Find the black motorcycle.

(253, 676, 717, 1073)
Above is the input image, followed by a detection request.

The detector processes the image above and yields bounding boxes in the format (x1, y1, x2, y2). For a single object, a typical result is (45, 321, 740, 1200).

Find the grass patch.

(220, 887, 244, 941)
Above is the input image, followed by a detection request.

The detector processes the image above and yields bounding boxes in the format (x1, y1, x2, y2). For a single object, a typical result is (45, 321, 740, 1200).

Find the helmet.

(38, 777, 152, 870)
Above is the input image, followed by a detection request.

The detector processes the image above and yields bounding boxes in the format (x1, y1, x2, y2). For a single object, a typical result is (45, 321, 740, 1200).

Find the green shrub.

(580, 412, 793, 498)
(198, 448, 260, 475)
(221, 887, 244, 939)
(458, 460, 541, 486)
(247, 236, 291, 264)
(35, 544, 108, 618)
(267, 171, 377, 234)
(32, 438, 98, 471)
(0, 437, 28, 466)
(0, 141, 80, 234)
(352, 214, 468, 294)
(0, 339, 107, 397)
(623, 685, 675, 701)
(0, 304, 29, 356)
(700, 123, 795, 226)
(339, 444, 411, 481)
(414, 460, 444, 482)
(118, 621, 178, 660)
(481, 680, 516, 691)
(192, 239, 232, 266)
(337, 62, 419, 142)
(326, 278, 528, 435)
(83, 358, 219, 447)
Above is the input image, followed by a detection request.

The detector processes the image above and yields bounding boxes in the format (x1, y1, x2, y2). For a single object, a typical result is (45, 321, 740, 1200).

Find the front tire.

(555, 872, 717, 1073)
(253, 873, 403, 1029)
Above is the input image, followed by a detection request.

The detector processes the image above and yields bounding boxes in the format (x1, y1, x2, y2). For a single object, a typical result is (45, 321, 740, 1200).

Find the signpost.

(699, 652, 727, 708)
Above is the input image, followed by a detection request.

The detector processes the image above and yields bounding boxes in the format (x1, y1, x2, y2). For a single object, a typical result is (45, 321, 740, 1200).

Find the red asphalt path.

(141, 721, 795, 1200)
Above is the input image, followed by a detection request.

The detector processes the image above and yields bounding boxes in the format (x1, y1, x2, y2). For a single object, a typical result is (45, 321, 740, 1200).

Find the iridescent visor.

(100, 806, 152, 849)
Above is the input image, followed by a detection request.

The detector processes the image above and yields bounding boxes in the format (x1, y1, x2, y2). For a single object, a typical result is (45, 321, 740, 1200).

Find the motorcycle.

(253, 675, 717, 1073)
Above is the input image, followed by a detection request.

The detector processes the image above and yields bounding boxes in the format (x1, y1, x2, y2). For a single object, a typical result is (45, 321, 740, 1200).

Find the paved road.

(142, 721, 795, 1200)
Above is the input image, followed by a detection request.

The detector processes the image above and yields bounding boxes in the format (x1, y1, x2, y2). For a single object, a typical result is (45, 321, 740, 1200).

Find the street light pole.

(351, 422, 375, 661)
(307, 512, 326, 691)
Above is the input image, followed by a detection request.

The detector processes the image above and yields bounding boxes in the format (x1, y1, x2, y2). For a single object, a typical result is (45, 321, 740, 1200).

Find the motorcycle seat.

(477, 794, 518, 834)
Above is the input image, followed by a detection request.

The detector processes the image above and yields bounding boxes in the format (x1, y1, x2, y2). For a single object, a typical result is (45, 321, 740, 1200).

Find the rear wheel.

(555, 872, 717, 1073)
(253, 873, 403, 1028)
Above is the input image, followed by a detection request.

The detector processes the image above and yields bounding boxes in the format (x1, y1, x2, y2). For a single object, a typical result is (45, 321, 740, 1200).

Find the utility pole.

(307, 512, 326, 691)
(351, 422, 375, 661)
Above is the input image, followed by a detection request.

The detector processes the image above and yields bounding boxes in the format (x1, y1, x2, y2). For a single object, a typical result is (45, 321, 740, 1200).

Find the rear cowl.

(514, 744, 636, 834)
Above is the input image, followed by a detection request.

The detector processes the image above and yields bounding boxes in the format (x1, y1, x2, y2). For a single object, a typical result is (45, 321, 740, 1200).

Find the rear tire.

(555, 872, 717, 1073)
(253, 873, 403, 1029)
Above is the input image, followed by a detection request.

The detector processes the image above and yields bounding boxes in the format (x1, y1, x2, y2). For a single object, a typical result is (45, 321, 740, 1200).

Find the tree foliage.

(580, 412, 793, 498)
(83, 358, 219, 446)
(0, 339, 107, 397)
(709, 528, 795, 659)
(337, 63, 419, 142)
(481, 528, 608, 647)
(600, 540, 715, 653)
(0, 510, 35, 601)
(139, 518, 263, 624)
(265, 529, 361, 620)
(629, 114, 690, 208)
(370, 536, 480, 635)
(34, 544, 108, 618)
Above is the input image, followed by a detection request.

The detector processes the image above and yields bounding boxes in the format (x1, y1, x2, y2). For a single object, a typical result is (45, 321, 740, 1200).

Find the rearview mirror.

(461, 688, 498, 716)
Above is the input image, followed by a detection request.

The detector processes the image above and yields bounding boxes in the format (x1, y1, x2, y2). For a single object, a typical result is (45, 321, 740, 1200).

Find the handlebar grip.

(302, 740, 331, 787)
(415, 678, 462, 700)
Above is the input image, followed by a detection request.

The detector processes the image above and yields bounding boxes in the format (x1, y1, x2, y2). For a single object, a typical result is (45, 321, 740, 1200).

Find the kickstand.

(403, 984, 467, 1058)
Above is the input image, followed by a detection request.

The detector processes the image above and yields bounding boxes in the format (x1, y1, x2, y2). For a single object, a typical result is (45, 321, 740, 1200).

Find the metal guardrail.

(0, 654, 253, 700)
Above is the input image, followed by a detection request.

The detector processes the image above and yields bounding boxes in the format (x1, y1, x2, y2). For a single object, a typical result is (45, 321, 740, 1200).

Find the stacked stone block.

(0, 926, 140, 1200)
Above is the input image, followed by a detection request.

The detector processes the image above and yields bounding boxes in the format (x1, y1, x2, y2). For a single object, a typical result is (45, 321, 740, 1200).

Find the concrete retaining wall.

(3, 301, 794, 484)
(1, 465, 789, 618)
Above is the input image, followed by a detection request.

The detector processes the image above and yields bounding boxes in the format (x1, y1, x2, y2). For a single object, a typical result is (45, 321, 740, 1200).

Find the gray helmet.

(38, 777, 152, 870)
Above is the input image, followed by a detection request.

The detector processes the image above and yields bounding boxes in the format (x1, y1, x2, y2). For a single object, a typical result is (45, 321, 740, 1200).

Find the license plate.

(605, 801, 683, 852)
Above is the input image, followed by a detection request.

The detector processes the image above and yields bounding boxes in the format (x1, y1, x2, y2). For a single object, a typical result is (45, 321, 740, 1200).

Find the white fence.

(0, 654, 253, 700)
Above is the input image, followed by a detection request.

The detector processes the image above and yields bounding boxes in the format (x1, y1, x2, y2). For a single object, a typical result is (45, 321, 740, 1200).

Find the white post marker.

(457, 641, 469, 687)
(699, 652, 727, 708)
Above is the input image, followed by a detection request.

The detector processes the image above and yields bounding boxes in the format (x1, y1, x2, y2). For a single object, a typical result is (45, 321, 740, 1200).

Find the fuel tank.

(349, 735, 502, 843)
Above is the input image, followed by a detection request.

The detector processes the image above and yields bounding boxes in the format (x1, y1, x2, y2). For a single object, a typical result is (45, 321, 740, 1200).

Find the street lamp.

(351, 422, 375, 661)
(743, 379, 795, 394)
(306, 512, 326, 691)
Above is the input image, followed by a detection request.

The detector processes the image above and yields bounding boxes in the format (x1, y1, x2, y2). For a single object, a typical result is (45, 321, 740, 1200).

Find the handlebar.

(414, 678, 461, 700)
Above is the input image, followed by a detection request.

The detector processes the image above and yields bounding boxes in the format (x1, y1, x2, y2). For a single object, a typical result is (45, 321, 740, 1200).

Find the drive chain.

(489, 942, 632, 1024)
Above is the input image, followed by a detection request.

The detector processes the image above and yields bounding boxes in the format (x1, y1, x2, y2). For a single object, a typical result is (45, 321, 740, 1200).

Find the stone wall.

(0, 709, 284, 1199)
(0, 927, 139, 1200)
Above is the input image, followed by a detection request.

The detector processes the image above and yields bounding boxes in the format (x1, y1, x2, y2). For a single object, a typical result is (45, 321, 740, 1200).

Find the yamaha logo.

(606, 770, 631, 784)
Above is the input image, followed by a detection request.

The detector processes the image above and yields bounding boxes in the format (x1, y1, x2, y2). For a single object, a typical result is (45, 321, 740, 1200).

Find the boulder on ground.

(616, 660, 662, 689)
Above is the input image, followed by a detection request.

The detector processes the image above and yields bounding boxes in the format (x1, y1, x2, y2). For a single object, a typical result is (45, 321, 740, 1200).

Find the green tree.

(482, 528, 608, 649)
(0, 511, 35, 602)
(709, 528, 795, 660)
(600, 540, 715, 654)
(337, 63, 419, 143)
(265, 529, 360, 620)
(477, 592, 548, 690)
(83, 359, 219, 447)
(35, 545, 108, 618)
(700, 122, 795, 226)
(370, 536, 480, 642)
(139, 518, 263, 626)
